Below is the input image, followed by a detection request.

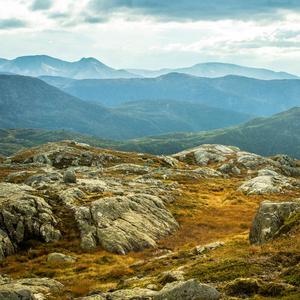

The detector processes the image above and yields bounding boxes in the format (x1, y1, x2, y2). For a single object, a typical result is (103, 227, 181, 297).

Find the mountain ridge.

(0, 74, 252, 140)
(41, 72, 300, 116)
(0, 55, 298, 80)
(0, 55, 140, 79)
(1, 107, 299, 160)
(126, 61, 299, 80)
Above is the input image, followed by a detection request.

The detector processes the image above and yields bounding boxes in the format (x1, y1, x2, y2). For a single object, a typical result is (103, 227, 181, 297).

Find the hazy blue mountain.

(111, 99, 253, 132)
(0, 75, 253, 140)
(0, 55, 140, 79)
(126, 62, 299, 80)
(0, 74, 153, 140)
(40, 73, 300, 116)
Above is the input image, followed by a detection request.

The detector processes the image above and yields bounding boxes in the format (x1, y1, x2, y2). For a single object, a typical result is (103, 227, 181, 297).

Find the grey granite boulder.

(72, 280, 220, 300)
(63, 170, 77, 183)
(106, 163, 151, 174)
(157, 156, 178, 167)
(194, 167, 222, 177)
(237, 175, 293, 195)
(106, 288, 156, 300)
(0, 277, 63, 299)
(159, 270, 185, 285)
(273, 154, 297, 167)
(249, 200, 300, 245)
(24, 174, 50, 186)
(194, 242, 225, 255)
(218, 163, 230, 174)
(194, 149, 227, 166)
(154, 279, 221, 300)
(59, 188, 87, 206)
(47, 252, 77, 262)
(71, 294, 106, 300)
(74, 194, 179, 254)
(232, 166, 241, 175)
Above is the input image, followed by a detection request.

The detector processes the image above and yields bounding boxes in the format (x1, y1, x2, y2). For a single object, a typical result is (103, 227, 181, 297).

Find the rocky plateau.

(0, 141, 299, 299)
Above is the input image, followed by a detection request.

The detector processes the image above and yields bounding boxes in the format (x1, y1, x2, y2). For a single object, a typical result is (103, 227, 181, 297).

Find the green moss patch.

(186, 259, 264, 282)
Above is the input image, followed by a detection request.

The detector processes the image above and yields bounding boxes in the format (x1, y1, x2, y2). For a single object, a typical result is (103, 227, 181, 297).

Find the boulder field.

(0, 141, 299, 299)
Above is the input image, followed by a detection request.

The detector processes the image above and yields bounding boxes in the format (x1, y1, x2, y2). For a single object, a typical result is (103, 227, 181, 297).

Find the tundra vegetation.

(0, 141, 299, 299)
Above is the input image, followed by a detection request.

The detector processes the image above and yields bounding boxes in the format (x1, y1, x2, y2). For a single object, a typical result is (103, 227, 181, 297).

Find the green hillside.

(1, 107, 299, 159)
(119, 107, 300, 159)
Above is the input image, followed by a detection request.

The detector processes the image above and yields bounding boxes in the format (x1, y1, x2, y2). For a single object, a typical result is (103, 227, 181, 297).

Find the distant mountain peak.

(79, 57, 101, 63)
(0, 55, 140, 79)
(77, 57, 108, 68)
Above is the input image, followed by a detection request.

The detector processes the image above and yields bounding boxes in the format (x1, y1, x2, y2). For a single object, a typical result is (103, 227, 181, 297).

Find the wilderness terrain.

(0, 141, 299, 299)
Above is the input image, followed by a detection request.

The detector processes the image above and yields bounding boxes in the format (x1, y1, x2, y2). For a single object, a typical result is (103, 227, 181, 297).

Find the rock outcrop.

(47, 252, 77, 262)
(237, 175, 295, 195)
(194, 241, 225, 255)
(249, 200, 300, 245)
(63, 169, 77, 183)
(154, 279, 221, 300)
(71, 279, 220, 300)
(0, 275, 64, 299)
(0, 182, 61, 258)
(75, 194, 179, 254)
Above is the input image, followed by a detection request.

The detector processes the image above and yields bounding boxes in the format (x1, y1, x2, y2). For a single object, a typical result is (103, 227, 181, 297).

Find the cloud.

(0, 18, 28, 29)
(83, 15, 108, 24)
(274, 30, 300, 40)
(30, 0, 53, 11)
(86, 0, 300, 22)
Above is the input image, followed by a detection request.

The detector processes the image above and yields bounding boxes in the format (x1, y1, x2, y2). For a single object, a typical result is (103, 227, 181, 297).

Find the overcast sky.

(1, 0, 300, 74)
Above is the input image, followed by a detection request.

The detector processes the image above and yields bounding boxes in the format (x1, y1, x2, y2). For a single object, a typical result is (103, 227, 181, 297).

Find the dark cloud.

(83, 15, 108, 24)
(0, 19, 28, 29)
(49, 12, 73, 20)
(30, 0, 52, 11)
(86, 0, 300, 22)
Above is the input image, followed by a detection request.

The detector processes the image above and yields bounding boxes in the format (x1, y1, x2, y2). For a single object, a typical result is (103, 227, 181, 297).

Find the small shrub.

(221, 278, 260, 297)
(259, 282, 296, 297)
(282, 263, 300, 287)
(186, 259, 263, 282)
(74, 266, 88, 273)
(95, 255, 116, 265)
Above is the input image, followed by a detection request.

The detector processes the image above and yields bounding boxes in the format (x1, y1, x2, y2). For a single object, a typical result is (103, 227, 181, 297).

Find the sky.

(1, 0, 300, 75)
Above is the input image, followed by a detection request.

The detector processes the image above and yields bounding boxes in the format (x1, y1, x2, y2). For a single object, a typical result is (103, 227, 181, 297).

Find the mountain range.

(1, 107, 299, 159)
(126, 62, 299, 80)
(0, 55, 298, 80)
(0, 55, 139, 79)
(41, 73, 300, 116)
(0, 74, 252, 140)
